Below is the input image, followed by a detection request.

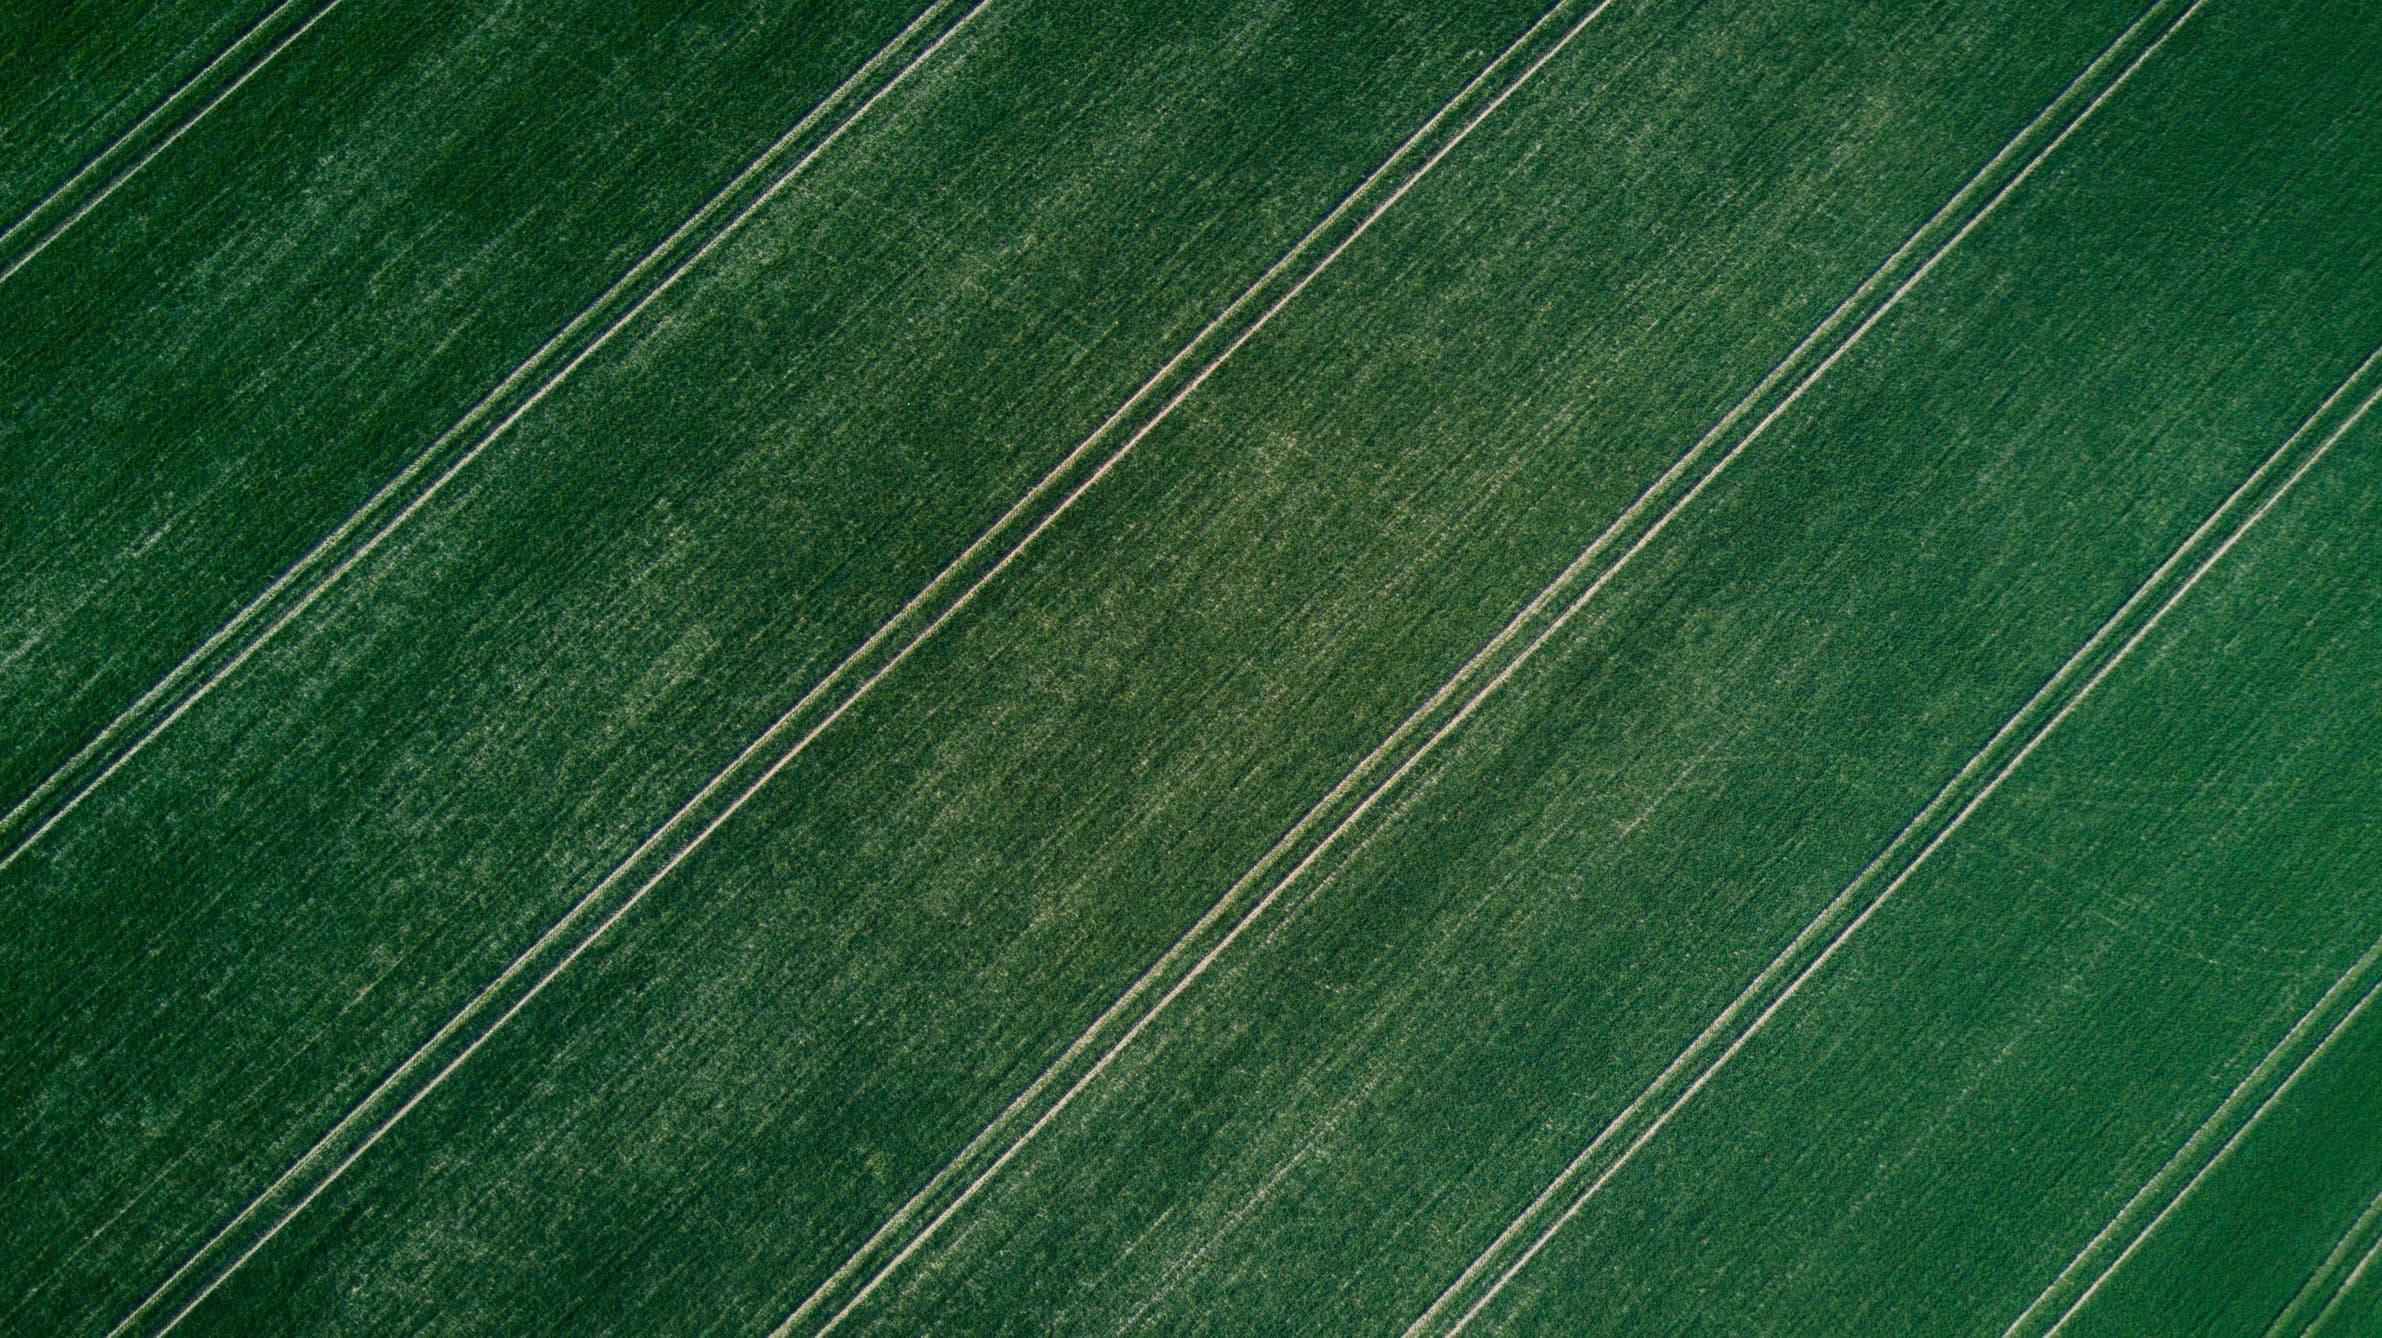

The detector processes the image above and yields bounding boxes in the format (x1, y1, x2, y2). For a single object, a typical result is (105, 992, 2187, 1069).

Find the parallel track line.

(0, 0, 982, 877)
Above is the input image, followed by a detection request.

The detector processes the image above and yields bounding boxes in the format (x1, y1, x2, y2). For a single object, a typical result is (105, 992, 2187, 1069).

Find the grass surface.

(3, 0, 2377, 1333)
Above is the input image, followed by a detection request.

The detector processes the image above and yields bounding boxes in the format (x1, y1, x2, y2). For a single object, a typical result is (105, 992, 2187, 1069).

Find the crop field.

(3, 0, 2378, 1333)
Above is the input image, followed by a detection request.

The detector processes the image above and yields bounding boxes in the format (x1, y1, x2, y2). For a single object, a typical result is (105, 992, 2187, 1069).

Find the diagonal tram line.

(2011, 905, 2382, 1326)
(82, 3, 994, 1333)
(0, 0, 347, 287)
(2009, 932, 2382, 1337)
(2309, 1242, 2382, 1338)
(1413, 334, 2382, 1335)
(89, 0, 1632, 1330)
(2270, 1174, 2382, 1338)
(783, 1, 2213, 1331)
(0, 0, 986, 879)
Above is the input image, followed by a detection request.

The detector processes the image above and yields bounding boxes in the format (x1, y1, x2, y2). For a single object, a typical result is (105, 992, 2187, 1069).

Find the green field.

(3, 0, 2378, 1333)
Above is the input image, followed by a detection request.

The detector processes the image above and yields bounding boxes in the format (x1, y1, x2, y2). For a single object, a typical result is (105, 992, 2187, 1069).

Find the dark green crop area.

(3, 1, 2376, 1333)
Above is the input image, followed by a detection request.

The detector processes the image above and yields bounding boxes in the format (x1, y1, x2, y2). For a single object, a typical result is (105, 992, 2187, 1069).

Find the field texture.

(4, 0, 2378, 1333)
